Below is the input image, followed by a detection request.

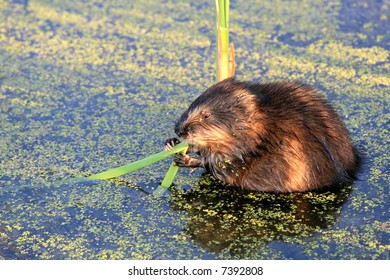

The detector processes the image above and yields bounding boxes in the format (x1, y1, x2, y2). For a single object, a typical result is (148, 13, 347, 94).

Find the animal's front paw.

(164, 137, 181, 151)
(173, 153, 201, 168)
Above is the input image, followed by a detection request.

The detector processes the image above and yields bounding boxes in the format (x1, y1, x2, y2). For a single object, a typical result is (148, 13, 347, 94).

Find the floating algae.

(0, 0, 388, 259)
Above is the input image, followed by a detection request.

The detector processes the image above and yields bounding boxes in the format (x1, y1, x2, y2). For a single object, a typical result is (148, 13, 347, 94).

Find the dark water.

(0, 0, 388, 259)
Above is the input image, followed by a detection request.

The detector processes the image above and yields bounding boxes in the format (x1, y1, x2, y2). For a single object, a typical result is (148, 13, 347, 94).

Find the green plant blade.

(161, 161, 180, 188)
(153, 143, 188, 197)
(216, 0, 230, 81)
(218, 0, 229, 28)
(153, 162, 178, 197)
(161, 145, 189, 188)
(86, 142, 188, 180)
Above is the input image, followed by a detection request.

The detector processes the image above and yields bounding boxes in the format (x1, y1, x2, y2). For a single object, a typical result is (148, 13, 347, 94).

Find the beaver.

(165, 77, 360, 193)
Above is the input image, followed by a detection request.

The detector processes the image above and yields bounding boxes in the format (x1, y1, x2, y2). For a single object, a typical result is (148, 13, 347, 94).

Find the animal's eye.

(204, 113, 211, 119)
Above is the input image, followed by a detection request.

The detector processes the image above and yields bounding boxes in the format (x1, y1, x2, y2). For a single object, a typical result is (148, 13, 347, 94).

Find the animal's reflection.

(170, 174, 352, 257)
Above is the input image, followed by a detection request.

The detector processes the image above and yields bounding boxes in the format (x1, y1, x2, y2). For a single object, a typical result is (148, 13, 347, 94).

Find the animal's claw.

(164, 137, 181, 151)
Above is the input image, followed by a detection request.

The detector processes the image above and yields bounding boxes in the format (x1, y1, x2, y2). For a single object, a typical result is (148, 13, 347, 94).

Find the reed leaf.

(87, 142, 188, 180)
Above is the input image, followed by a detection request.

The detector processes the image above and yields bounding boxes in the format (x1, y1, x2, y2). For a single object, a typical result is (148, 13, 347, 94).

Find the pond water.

(0, 0, 388, 259)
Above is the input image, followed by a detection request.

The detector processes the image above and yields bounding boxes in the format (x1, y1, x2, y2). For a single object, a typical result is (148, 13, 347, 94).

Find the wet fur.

(168, 78, 360, 193)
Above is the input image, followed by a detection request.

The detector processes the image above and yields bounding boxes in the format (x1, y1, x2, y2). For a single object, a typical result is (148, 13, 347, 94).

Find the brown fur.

(166, 78, 360, 193)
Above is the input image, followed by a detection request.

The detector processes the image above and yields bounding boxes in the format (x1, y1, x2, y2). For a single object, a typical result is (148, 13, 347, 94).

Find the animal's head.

(175, 78, 264, 153)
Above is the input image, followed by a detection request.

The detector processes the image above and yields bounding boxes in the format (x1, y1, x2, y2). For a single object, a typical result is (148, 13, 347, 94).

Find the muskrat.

(165, 78, 360, 193)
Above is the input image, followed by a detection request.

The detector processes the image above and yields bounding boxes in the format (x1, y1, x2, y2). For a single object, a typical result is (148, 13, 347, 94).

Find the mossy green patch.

(0, 0, 388, 259)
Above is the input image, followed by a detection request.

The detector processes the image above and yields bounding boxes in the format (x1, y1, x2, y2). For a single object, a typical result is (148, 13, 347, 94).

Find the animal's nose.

(175, 123, 189, 137)
(174, 122, 182, 136)
(174, 126, 182, 136)
(175, 111, 190, 137)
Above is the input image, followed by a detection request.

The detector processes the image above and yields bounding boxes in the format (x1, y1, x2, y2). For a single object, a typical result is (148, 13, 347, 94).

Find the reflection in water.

(170, 174, 352, 258)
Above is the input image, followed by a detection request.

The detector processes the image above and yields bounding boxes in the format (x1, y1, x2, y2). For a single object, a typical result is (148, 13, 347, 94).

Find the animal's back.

(239, 81, 359, 192)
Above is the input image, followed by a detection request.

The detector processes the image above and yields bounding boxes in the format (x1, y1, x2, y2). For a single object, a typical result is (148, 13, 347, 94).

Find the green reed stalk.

(87, 142, 188, 180)
(216, 0, 230, 81)
(154, 142, 189, 196)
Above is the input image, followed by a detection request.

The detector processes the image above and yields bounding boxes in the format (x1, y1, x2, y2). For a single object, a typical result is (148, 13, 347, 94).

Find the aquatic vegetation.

(0, 0, 388, 260)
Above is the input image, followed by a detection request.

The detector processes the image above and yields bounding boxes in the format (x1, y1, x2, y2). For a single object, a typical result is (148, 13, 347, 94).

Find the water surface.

(0, 0, 388, 259)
